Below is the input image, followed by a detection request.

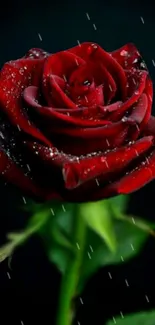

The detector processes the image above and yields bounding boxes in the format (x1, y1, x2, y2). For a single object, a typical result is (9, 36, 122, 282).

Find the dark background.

(0, 0, 155, 324)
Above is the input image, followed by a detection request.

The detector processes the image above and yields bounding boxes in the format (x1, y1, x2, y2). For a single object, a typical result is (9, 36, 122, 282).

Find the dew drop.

(87, 43, 98, 55)
(120, 50, 128, 57)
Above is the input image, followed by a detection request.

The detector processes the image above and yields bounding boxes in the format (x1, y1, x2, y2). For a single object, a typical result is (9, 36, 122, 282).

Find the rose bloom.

(0, 42, 154, 202)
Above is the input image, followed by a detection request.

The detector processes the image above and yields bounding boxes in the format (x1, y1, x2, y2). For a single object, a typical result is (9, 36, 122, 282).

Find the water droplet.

(121, 116, 128, 122)
(83, 80, 91, 86)
(120, 50, 128, 56)
(135, 90, 139, 95)
(87, 43, 98, 56)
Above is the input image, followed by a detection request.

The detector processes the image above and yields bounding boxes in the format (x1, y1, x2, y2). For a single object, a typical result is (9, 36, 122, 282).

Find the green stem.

(56, 205, 86, 325)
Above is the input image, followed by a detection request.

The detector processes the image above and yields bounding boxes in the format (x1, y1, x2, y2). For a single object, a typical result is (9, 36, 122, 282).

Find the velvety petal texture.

(0, 42, 154, 202)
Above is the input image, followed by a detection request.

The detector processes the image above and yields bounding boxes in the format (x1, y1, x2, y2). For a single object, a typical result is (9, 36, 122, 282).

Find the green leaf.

(106, 310, 155, 325)
(48, 246, 70, 274)
(77, 217, 147, 293)
(40, 200, 148, 295)
(0, 208, 51, 262)
(40, 203, 75, 274)
(114, 212, 155, 237)
(108, 195, 155, 237)
(80, 201, 117, 252)
(108, 195, 129, 213)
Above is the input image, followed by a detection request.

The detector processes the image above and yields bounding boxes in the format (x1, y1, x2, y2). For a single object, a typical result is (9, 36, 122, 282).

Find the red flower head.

(0, 42, 154, 202)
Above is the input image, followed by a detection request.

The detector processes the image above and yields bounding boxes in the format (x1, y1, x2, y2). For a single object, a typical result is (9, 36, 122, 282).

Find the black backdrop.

(0, 0, 155, 324)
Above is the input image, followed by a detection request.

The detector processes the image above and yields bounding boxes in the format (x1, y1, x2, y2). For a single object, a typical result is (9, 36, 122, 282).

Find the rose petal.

(24, 86, 111, 128)
(84, 149, 155, 202)
(113, 150, 155, 194)
(142, 76, 153, 127)
(63, 136, 153, 189)
(51, 119, 135, 138)
(20, 140, 66, 200)
(25, 141, 70, 167)
(49, 120, 133, 155)
(43, 51, 85, 78)
(103, 101, 122, 113)
(80, 61, 116, 103)
(76, 85, 104, 107)
(126, 94, 148, 141)
(111, 43, 147, 71)
(69, 42, 127, 100)
(24, 48, 49, 59)
(109, 71, 148, 121)
(49, 75, 77, 108)
(42, 51, 86, 108)
(0, 59, 51, 146)
(128, 93, 148, 124)
(143, 115, 155, 136)
(0, 148, 44, 198)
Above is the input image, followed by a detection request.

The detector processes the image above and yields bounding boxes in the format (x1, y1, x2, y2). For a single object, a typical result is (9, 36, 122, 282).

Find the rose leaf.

(106, 310, 155, 325)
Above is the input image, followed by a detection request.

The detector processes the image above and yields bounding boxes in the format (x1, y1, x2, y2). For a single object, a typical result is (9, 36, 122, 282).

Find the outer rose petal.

(47, 120, 133, 156)
(0, 59, 51, 146)
(24, 48, 49, 59)
(142, 76, 153, 127)
(127, 94, 148, 124)
(143, 115, 155, 136)
(110, 150, 155, 194)
(63, 136, 153, 189)
(108, 71, 148, 121)
(111, 43, 147, 70)
(0, 148, 43, 199)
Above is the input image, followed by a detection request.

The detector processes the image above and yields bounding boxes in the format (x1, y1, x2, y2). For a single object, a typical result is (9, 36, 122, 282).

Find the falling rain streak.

(7, 272, 11, 279)
(50, 208, 55, 216)
(76, 242, 80, 250)
(93, 23, 97, 30)
(79, 297, 84, 304)
(145, 295, 150, 303)
(86, 12, 90, 20)
(77, 40, 81, 46)
(62, 204, 66, 212)
(120, 311, 124, 318)
(140, 16, 144, 24)
(95, 178, 100, 186)
(38, 33, 42, 41)
(130, 243, 135, 251)
(26, 164, 31, 171)
(22, 197, 26, 204)
(125, 279, 129, 287)
(89, 245, 93, 252)
(132, 217, 136, 225)
(108, 272, 112, 279)
(152, 59, 155, 66)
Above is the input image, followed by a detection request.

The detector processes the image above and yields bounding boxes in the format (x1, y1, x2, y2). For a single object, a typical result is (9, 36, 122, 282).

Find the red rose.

(0, 42, 154, 202)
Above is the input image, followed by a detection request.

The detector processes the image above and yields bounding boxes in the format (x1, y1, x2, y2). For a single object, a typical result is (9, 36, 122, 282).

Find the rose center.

(67, 65, 95, 102)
